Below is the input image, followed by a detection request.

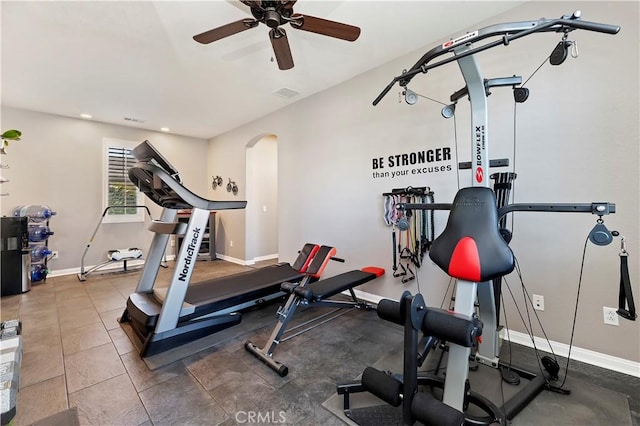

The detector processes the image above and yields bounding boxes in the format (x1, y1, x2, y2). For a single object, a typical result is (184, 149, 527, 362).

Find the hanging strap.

(383, 195, 395, 226)
(617, 239, 636, 321)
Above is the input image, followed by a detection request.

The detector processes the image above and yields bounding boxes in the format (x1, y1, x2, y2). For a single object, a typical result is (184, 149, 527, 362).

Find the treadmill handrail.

(129, 161, 247, 211)
(373, 12, 620, 105)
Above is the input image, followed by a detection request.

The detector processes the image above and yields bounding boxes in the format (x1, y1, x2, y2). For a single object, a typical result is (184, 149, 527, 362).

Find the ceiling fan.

(193, 0, 361, 70)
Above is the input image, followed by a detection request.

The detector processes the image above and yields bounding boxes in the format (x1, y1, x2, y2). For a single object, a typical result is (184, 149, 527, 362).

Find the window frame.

(102, 138, 145, 224)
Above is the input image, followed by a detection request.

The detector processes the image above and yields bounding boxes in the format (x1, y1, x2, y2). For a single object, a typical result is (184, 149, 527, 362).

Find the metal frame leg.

(442, 280, 477, 411)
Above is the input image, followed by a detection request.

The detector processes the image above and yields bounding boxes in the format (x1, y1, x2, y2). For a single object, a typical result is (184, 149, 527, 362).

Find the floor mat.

(120, 305, 279, 370)
(323, 366, 633, 426)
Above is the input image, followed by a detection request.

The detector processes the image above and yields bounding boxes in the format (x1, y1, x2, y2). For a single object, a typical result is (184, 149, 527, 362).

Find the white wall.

(209, 2, 639, 363)
(0, 106, 209, 272)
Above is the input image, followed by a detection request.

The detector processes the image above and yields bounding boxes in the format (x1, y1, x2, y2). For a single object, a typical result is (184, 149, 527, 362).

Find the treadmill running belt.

(185, 263, 304, 314)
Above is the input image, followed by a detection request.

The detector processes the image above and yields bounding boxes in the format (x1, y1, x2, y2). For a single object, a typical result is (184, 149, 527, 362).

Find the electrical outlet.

(230, 240, 233, 248)
(51, 251, 59, 260)
(603, 307, 619, 326)
(532, 294, 544, 311)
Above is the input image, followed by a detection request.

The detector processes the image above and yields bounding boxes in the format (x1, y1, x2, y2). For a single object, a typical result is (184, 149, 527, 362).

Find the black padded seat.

(295, 269, 381, 302)
(429, 187, 514, 282)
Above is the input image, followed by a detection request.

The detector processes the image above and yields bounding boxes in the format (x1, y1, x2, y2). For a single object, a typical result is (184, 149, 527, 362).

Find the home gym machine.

(119, 141, 327, 358)
(337, 11, 632, 425)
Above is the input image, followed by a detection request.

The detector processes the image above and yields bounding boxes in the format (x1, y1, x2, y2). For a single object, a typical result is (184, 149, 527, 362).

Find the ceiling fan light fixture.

(194, 1, 361, 70)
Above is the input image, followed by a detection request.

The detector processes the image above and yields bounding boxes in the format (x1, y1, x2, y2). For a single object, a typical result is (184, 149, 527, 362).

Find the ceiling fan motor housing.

(264, 9, 281, 28)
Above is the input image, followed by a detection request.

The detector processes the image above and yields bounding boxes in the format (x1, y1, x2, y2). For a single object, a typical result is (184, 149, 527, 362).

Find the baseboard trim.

(48, 259, 146, 278)
(253, 253, 279, 262)
(48, 255, 176, 278)
(214, 253, 253, 266)
(350, 289, 639, 378)
(504, 329, 640, 377)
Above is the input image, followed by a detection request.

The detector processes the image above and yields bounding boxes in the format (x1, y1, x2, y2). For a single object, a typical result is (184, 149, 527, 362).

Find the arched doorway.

(245, 134, 278, 263)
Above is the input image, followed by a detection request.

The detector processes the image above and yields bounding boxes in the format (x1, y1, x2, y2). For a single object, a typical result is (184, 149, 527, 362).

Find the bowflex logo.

(178, 227, 201, 282)
(442, 30, 478, 49)
(474, 124, 485, 184)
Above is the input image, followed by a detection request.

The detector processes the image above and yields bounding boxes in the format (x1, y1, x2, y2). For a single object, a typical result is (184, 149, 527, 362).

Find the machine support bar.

(456, 45, 489, 187)
(154, 207, 209, 333)
(135, 208, 177, 293)
(398, 202, 616, 218)
(442, 280, 477, 410)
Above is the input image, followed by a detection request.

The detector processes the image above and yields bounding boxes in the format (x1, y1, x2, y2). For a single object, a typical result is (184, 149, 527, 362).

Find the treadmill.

(120, 140, 318, 357)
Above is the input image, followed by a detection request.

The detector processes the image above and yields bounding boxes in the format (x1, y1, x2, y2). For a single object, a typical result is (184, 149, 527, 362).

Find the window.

(103, 138, 145, 223)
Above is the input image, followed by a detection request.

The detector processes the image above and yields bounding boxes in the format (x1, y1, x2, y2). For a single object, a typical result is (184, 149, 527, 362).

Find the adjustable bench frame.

(245, 245, 384, 376)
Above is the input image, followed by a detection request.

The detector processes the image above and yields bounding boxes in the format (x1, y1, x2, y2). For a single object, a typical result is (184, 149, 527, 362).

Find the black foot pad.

(346, 405, 402, 426)
(501, 366, 521, 385)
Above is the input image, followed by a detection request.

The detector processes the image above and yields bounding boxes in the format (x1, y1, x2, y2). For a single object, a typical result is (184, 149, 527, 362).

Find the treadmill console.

(132, 140, 182, 183)
(128, 140, 247, 211)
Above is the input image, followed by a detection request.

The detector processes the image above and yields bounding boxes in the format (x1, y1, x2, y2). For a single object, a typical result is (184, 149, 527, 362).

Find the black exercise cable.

(498, 290, 512, 416)
(556, 236, 590, 389)
(415, 250, 422, 295)
(502, 275, 552, 386)
(503, 270, 560, 389)
(509, 53, 552, 234)
(504, 250, 586, 394)
(439, 277, 456, 310)
(453, 114, 461, 190)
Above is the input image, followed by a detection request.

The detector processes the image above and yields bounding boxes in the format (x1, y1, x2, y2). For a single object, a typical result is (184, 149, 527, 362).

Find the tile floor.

(2, 259, 639, 425)
(2, 260, 404, 425)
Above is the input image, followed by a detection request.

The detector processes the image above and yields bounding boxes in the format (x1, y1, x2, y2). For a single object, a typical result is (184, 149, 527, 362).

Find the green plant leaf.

(1, 129, 22, 141)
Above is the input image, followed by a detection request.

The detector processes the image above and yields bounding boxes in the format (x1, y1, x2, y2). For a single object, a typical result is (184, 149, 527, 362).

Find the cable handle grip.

(330, 256, 345, 263)
(373, 78, 399, 106)
(562, 19, 620, 34)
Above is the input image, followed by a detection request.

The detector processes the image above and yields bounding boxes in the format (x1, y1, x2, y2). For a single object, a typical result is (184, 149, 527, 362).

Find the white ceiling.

(1, 1, 524, 139)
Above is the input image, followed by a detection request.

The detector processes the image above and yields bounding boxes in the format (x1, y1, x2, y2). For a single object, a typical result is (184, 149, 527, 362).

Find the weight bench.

(245, 254, 384, 377)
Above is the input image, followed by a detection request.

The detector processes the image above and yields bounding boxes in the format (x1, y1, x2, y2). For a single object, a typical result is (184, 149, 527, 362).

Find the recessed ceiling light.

(80, 113, 92, 119)
(160, 127, 170, 132)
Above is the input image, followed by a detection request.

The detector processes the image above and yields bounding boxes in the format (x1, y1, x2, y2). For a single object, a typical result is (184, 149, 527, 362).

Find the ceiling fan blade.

(280, 0, 297, 9)
(193, 18, 258, 44)
(269, 28, 294, 70)
(240, 1, 263, 10)
(290, 14, 360, 42)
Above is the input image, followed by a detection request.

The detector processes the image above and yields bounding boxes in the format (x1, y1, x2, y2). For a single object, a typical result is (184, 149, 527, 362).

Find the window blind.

(107, 147, 138, 216)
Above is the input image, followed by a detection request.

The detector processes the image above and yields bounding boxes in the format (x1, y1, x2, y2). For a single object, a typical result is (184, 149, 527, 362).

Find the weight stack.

(0, 320, 23, 426)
